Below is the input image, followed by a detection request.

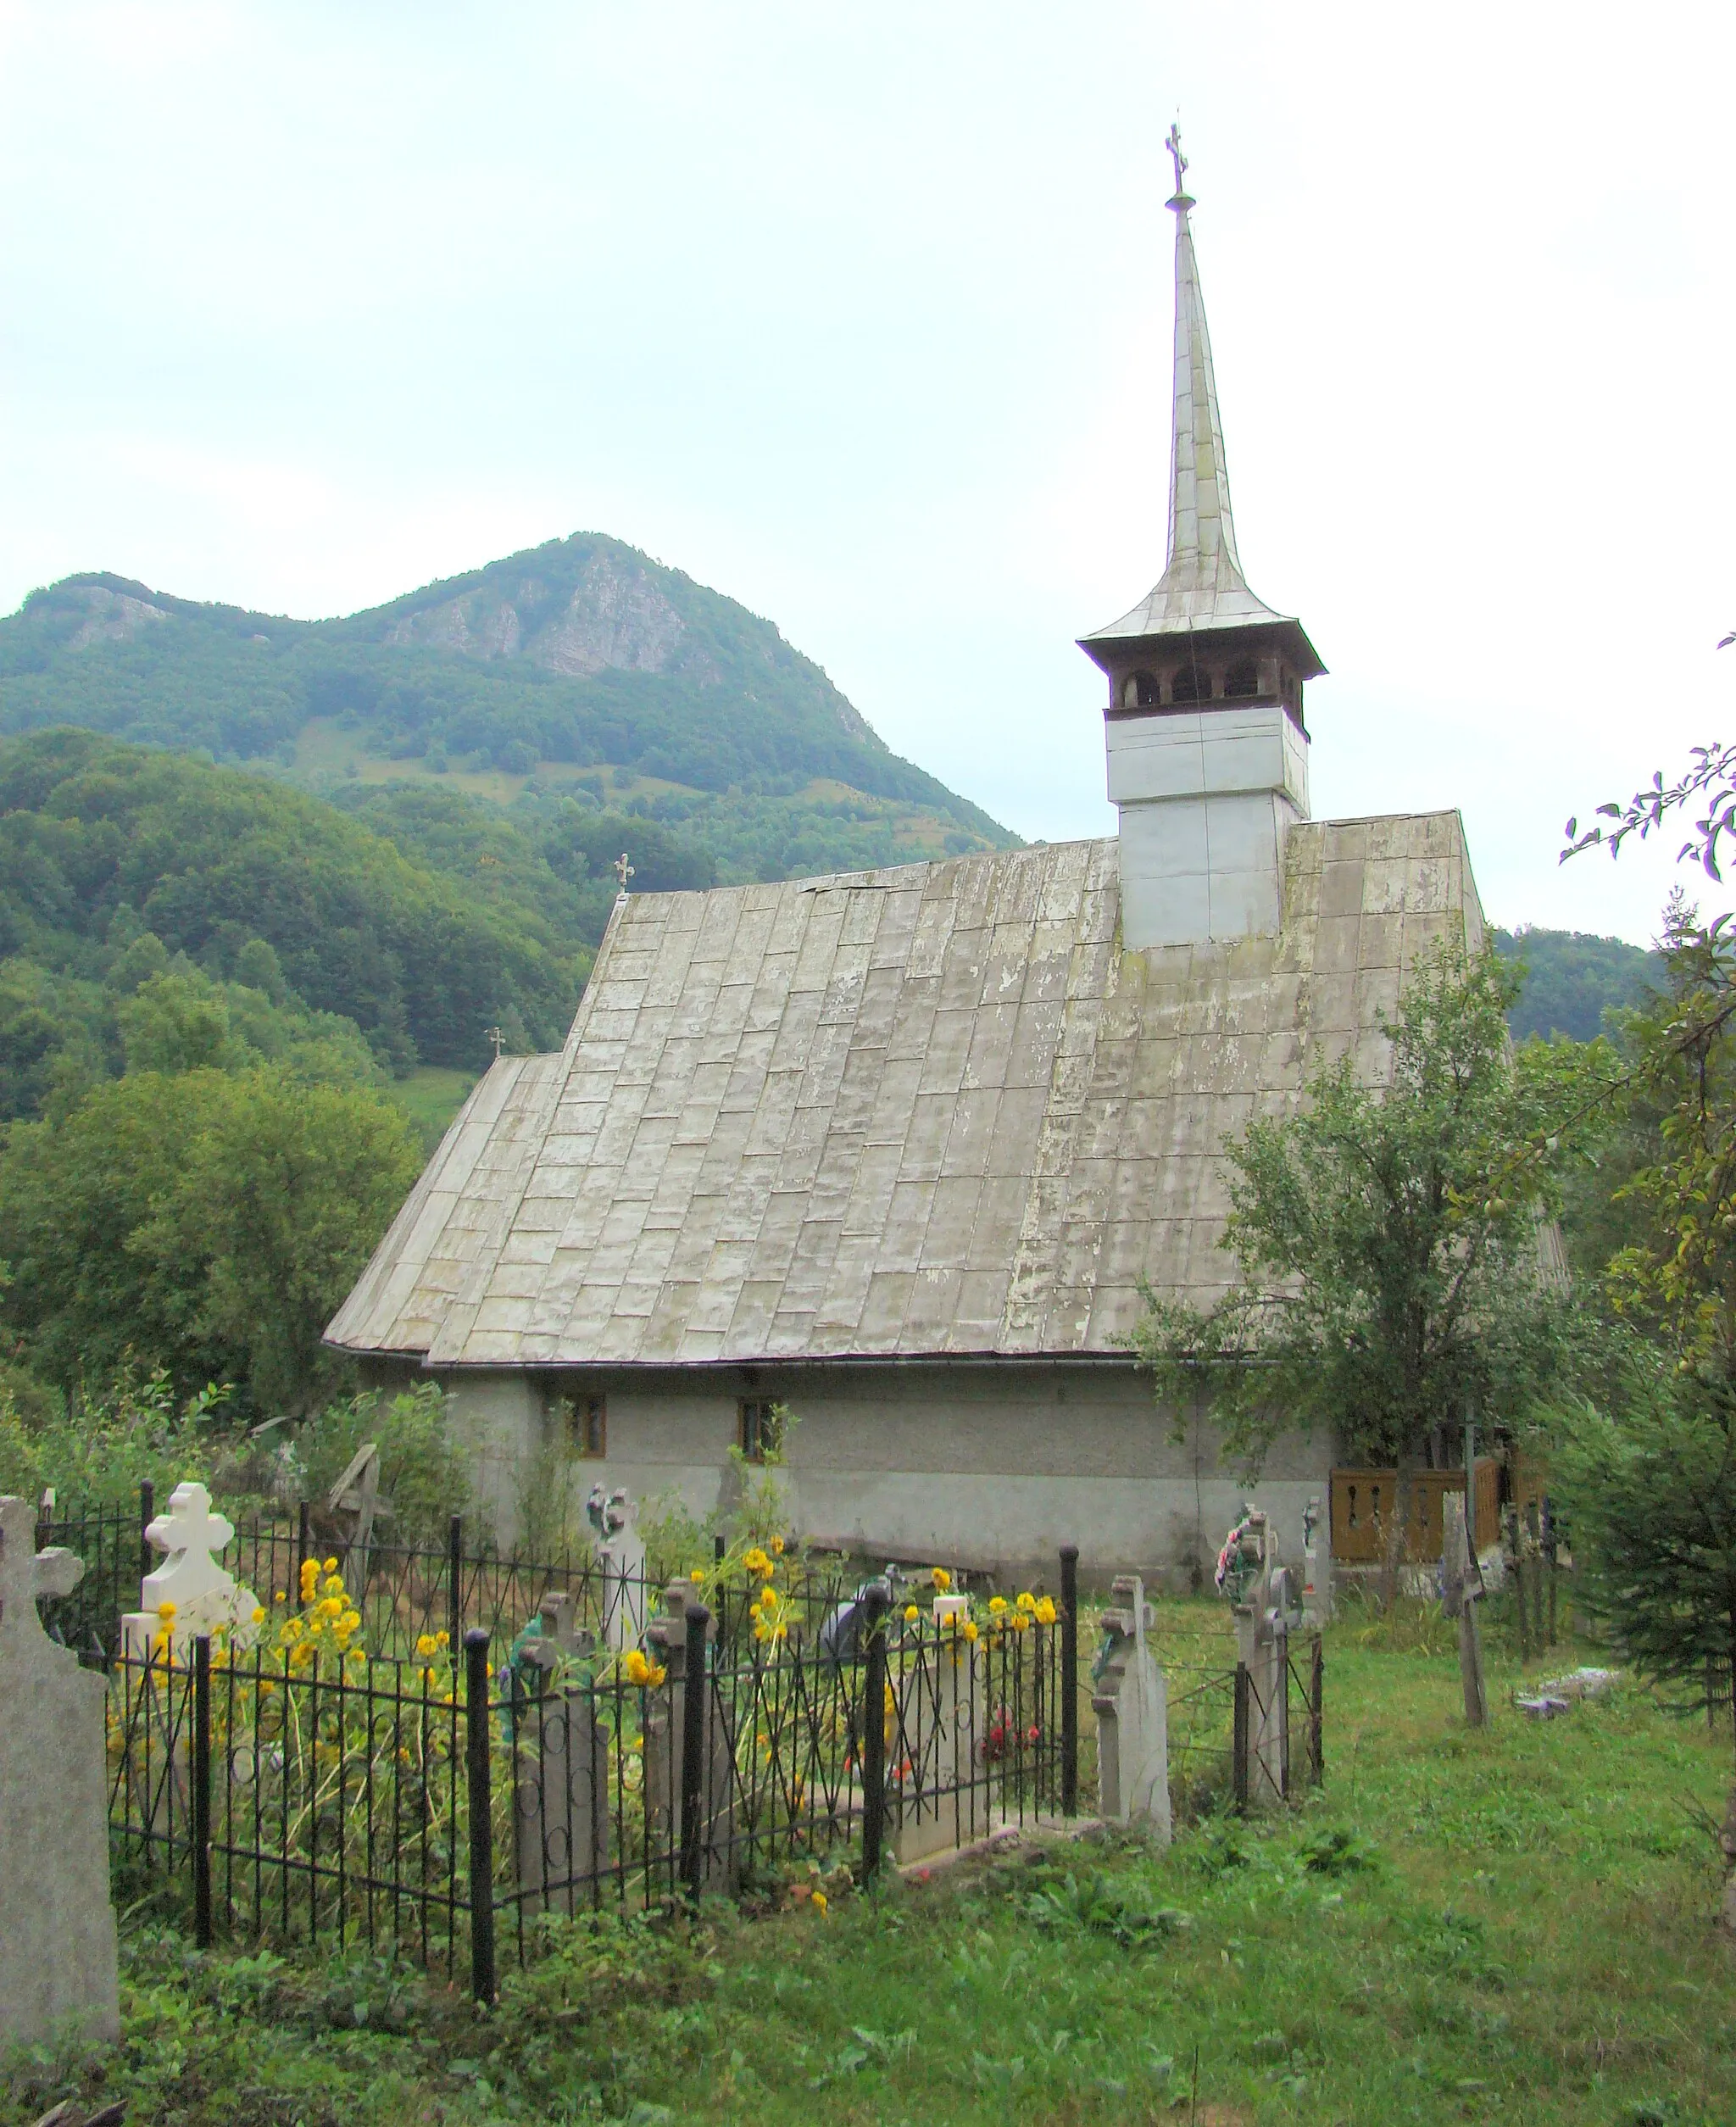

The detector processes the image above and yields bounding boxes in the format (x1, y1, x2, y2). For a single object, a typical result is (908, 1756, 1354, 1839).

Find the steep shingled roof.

(327, 813, 1485, 1370)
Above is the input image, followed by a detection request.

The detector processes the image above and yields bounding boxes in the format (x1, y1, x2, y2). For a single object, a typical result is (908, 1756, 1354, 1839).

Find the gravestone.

(1441, 1491, 1488, 1728)
(512, 1589, 609, 1915)
(1091, 1573, 1171, 1843)
(1300, 1494, 1333, 1626)
(642, 1584, 738, 1891)
(585, 1485, 646, 1653)
(892, 1594, 988, 1864)
(121, 1481, 262, 1663)
(0, 1495, 121, 2046)
(1227, 1509, 1299, 1807)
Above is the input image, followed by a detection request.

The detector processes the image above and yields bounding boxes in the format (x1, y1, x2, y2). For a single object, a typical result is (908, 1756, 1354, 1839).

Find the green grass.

(390, 1064, 481, 1149)
(9, 1618, 1736, 2126)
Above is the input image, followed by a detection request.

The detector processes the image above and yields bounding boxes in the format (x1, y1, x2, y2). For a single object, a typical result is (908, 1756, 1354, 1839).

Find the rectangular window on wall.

(562, 1395, 606, 1459)
(738, 1399, 782, 1464)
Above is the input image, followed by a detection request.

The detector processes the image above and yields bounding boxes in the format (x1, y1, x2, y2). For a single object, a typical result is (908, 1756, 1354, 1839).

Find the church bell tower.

(1079, 130, 1325, 949)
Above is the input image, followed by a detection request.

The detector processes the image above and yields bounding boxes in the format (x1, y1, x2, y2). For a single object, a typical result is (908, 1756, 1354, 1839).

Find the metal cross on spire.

(1165, 121, 1194, 212)
(613, 851, 635, 897)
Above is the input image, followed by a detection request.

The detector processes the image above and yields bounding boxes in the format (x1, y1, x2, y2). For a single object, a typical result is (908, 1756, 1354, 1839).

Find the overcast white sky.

(3, 1, 1731, 945)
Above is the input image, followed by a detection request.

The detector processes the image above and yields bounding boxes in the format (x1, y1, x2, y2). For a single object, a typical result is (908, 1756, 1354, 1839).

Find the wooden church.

(327, 144, 1488, 1581)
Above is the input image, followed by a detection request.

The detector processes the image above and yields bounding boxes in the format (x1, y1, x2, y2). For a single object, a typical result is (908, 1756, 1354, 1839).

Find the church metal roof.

(326, 814, 1486, 1371)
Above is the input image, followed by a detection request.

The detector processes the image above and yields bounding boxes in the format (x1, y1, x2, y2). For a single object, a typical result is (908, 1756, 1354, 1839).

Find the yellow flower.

(436, 1630, 450, 1647)
(1011, 1612, 1031, 1632)
(625, 1649, 651, 1686)
(1035, 1597, 1057, 1627)
(274, 1591, 287, 1604)
(771, 1535, 786, 1556)
(324, 1574, 346, 1597)
(932, 1567, 951, 1593)
(415, 1634, 437, 1659)
(811, 1891, 828, 1914)
(258, 1679, 275, 1695)
(743, 1546, 771, 1578)
(1016, 1591, 1037, 1613)
(962, 1620, 979, 1644)
(323, 1556, 338, 1573)
(903, 1603, 919, 1622)
(156, 1600, 177, 1620)
(645, 1661, 667, 1688)
(988, 1596, 1007, 1616)
(690, 1568, 704, 1584)
(251, 1606, 265, 1625)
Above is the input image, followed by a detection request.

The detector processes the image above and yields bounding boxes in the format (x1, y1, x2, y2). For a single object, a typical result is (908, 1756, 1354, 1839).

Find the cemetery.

(0, 27, 1731, 2127)
(3, 1448, 1735, 2125)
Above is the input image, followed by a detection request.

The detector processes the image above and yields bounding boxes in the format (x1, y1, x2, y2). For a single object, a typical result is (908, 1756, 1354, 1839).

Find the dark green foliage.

(0, 1066, 423, 1410)
(1555, 1359, 1736, 1749)
(0, 532, 1010, 848)
(1495, 924, 1661, 1042)
(0, 729, 587, 1092)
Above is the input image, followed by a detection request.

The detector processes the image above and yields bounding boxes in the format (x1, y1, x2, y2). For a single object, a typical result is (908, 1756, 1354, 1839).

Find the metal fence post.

(1232, 1662, 1250, 1813)
(860, 1583, 890, 1876)
(680, 1604, 711, 1906)
(464, 1629, 496, 2004)
(1309, 1634, 1324, 1787)
(448, 1515, 464, 1652)
(192, 1633, 213, 1948)
(296, 1499, 311, 1594)
(140, 1479, 155, 1588)
(1060, 1545, 1079, 1818)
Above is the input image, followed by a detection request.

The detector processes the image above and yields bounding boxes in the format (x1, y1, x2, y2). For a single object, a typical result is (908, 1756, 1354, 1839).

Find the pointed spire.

(1082, 131, 1317, 660)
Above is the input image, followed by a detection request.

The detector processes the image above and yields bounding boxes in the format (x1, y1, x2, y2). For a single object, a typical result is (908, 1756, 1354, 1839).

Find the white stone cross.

(121, 1479, 261, 1657)
(613, 850, 634, 896)
(0, 1495, 120, 2046)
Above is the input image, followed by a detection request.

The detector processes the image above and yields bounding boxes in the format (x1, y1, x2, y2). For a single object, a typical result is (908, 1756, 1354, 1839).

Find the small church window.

(1126, 671, 1162, 709)
(1223, 660, 1260, 699)
(739, 1400, 783, 1464)
(1171, 665, 1212, 703)
(563, 1394, 606, 1459)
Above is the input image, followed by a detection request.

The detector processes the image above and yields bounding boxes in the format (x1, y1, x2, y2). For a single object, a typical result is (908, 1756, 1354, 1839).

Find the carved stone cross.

(123, 1478, 261, 1655)
(613, 850, 634, 895)
(144, 1481, 238, 1615)
(0, 1495, 84, 1629)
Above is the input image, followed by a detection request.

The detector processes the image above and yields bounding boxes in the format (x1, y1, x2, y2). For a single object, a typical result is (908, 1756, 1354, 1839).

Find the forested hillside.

(0, 730, 594, 1114)
(0, 532, 1014, 883)
(1494, 924, 1661, 1041)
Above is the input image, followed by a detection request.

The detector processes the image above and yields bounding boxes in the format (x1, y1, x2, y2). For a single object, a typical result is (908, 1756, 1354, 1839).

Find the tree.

(1547, 627, 1736, 1737)
(1133, 941, 1578, 1572)
(0, 1066, 421, 1412)
(1554, 1351, 1736, 1756)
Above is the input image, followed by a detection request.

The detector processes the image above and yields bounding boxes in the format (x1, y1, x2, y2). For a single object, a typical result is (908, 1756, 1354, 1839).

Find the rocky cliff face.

(382, 548, 706, 681)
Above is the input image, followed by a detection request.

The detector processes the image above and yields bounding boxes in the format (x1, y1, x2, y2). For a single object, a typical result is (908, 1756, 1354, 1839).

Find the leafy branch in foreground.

(1132, 941, 1585, 1489)
(1561, 628, 1736, 877)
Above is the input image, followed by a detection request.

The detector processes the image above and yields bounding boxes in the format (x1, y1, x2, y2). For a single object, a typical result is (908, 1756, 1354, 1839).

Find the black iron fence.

(105, 1554, 1079, 2002)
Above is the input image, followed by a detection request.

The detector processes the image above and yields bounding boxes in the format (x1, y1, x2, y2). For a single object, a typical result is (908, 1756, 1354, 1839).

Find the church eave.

(1077, 612, 1327, 682)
